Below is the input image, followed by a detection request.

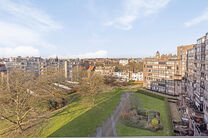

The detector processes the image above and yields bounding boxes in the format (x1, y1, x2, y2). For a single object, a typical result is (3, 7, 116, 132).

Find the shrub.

(152, 118, 159, 129)
(148, 111, 156, 122)
(137, 109, 147, 116)
(129, 80, 135, 83)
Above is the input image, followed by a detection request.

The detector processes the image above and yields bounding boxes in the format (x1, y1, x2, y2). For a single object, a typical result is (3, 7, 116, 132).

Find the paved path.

(95, 92, 133, 137)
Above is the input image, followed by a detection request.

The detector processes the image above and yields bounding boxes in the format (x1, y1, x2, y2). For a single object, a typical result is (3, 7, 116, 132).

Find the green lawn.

(117, 90, 174, 136)
(37, 88, 129, 137)
(48, 88, 129, 137)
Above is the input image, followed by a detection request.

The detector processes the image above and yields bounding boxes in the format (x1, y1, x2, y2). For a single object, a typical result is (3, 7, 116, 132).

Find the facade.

(113, 71, 130, 82)
(64, 60, 71, 80)
(2, 56, 65, 76)
(94, 66, 115, 76)
(177, 45, 195, 76)
(143, 45, 194, 96)
(131, 72, 143, 81)
(180, 33, 208, 135)
(204, 32, 208, 127)
(143, 51, 181, 95)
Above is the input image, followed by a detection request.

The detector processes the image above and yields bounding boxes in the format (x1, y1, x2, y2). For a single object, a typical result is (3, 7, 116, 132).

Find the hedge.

(136, 90, 165, 101)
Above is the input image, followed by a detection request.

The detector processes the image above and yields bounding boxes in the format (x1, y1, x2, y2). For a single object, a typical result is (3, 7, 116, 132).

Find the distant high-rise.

(65, 60, 71, 80)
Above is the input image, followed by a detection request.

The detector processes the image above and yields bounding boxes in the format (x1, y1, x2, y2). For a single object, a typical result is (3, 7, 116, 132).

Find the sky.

(0, 0, 208, 58)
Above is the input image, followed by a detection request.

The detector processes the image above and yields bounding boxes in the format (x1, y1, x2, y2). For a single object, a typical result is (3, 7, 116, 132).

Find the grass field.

(0, 120, 13, 137)
(117, 90, 174, 136)
(37, 88, 129, 137)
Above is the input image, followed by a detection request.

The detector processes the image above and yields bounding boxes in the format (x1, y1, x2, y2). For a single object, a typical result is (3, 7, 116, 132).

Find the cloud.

(0, 0, 61, 57)
(0, 0, 62, 31)
(49, 50, 108, 59)
(0, 22, 39, 47)
(0, 46, 40, 58)
(104, 0, 170, 30)
(185, 9, 208, 27)
(75, 50, 107, 58)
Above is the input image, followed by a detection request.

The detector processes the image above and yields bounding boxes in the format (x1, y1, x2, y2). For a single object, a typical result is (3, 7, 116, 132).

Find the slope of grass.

(117, 90, 174, 136)
(35, 88, 129, 137)
(48, 88, 128, 137)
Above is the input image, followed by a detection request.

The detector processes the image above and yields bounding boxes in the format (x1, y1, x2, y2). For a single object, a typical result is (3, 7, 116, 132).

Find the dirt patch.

(169, 102, 180, 122)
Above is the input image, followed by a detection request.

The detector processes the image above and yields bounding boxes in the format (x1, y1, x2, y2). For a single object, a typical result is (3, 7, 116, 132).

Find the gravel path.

(94, 92, 133, 137)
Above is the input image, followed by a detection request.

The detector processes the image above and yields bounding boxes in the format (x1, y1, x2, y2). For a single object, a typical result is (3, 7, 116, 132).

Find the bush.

(129, 80, 135, 83)
(137, 109, 147, 116)
(148, 112, 155, 122)
(48, 98, 67, 110)
(152, 118, 159, 129)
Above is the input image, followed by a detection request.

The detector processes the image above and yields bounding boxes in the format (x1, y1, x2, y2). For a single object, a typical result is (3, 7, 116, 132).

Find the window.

(159, 62, 166, 64)
(167, 62, 174, 65)
(197, 39, 202, 44)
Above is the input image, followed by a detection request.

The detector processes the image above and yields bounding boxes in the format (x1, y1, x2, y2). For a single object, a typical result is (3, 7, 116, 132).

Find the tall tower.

(65, 61, 71, 80)
(155, 51, 160, 59)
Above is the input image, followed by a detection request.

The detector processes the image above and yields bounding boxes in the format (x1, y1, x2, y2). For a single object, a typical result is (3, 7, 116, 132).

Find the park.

(38, 88, 174, 137)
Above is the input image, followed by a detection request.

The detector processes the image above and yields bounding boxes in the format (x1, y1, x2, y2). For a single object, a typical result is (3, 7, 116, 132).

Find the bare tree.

(103, 75, 117, 86)
(0, 70, 42, 136)
(71, 66, 87, 82)
(34, 67, 69, 109)
(78, 71, 104, 107)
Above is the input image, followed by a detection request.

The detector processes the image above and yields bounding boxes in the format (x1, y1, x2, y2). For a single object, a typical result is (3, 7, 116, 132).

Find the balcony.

(200, 81, 205, 89)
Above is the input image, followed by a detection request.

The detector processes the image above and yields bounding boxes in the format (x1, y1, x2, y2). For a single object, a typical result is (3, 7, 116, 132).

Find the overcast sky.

(0, 0, 208, 58)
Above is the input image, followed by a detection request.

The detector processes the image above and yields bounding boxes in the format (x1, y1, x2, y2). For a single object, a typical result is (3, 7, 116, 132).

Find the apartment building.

(204, 32, 208, 128)
(183, 36, 206, 110)
(143, 44, 195, 96)
(180, 33, 208, 135)
(177, 45, 195, 76)
(2, 56, 66, 76)
(143, 51, 182, 95)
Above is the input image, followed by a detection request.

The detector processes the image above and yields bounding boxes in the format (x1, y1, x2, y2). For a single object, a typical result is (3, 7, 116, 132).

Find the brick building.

(143, 51, 182, 95)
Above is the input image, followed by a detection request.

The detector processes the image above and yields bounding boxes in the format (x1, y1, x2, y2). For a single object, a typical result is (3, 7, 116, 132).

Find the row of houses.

(94, 65, 143, 82)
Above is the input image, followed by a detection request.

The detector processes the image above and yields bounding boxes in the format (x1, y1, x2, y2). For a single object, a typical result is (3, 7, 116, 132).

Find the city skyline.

(0, 0, 208, 58)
